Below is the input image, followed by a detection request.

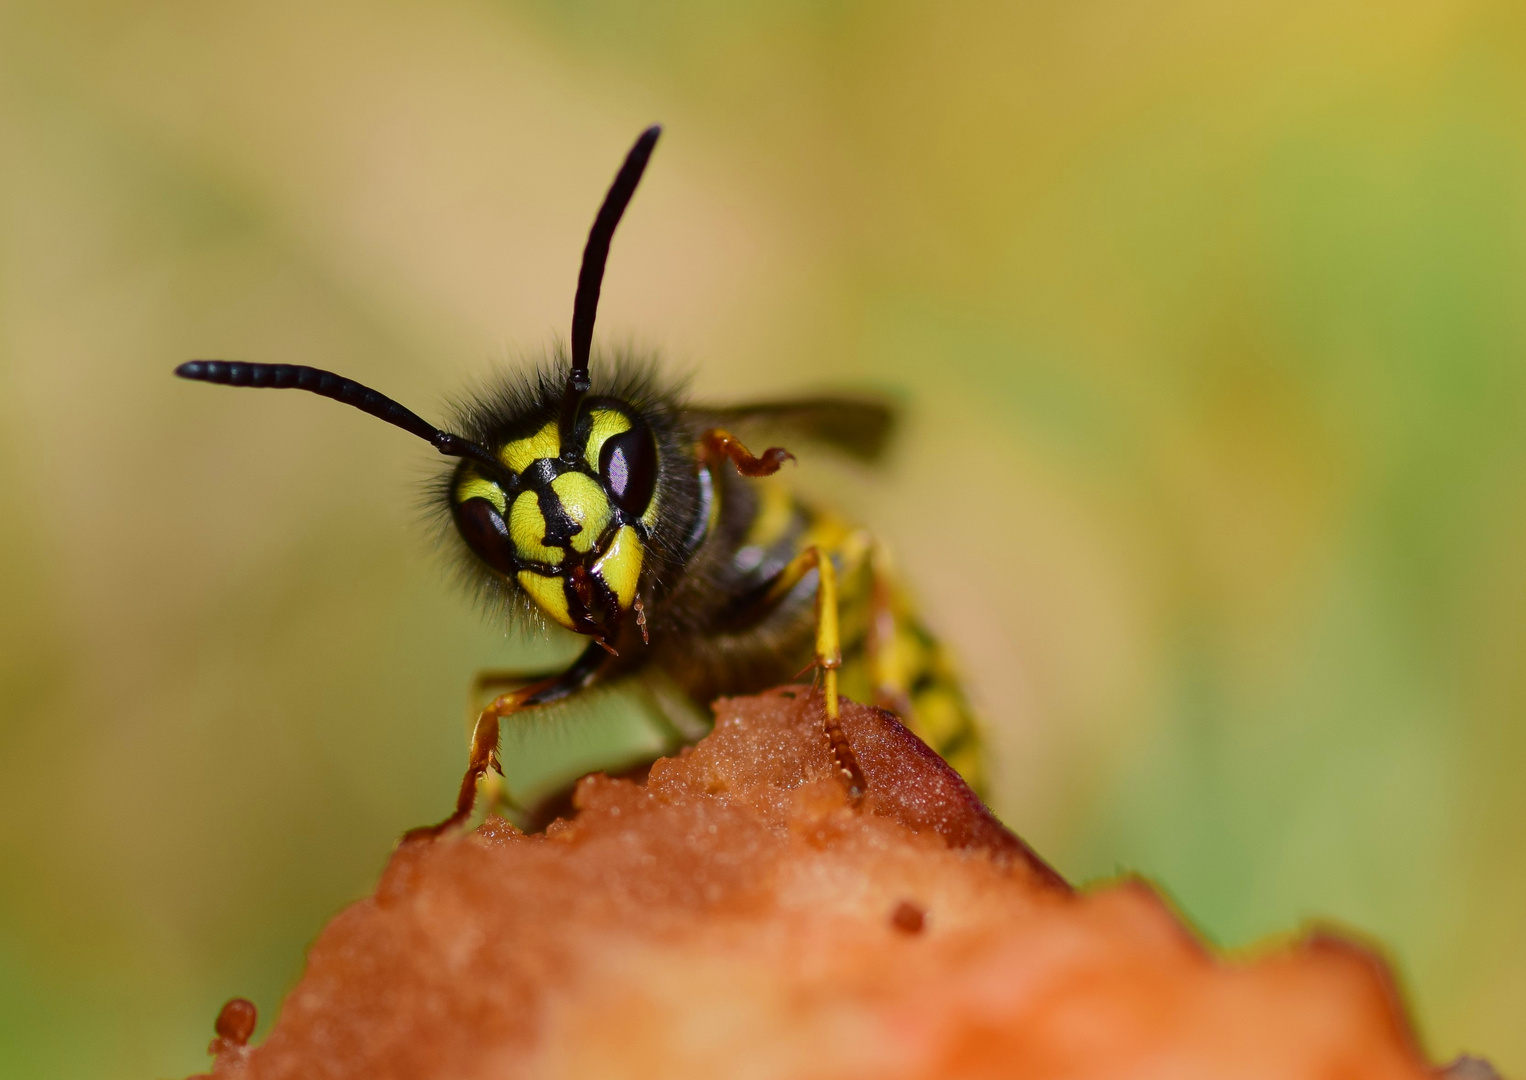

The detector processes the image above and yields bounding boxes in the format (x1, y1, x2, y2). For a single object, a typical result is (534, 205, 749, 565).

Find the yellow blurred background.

(3, 0, 1525, 1075)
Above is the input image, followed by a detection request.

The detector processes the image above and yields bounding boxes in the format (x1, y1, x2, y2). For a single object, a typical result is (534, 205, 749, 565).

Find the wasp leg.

(465, 668, 573, 816)
(699, 427, 795, 477)
(402, 643, 610, 843)
(755, 545, 867, 801)
(470, 667, 574, 727)
(813, 551, 867, 800)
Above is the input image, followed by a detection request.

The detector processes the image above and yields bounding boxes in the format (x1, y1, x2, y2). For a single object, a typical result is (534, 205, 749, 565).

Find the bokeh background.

(3, 1, 1525, 1076)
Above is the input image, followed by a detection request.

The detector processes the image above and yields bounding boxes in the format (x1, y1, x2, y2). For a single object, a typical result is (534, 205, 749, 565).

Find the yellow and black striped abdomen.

(832, 544, 988, 797)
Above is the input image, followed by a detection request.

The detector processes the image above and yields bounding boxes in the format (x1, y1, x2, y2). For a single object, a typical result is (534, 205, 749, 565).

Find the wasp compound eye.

(454, 497, 519, 576)
(598, 424, 658, 517)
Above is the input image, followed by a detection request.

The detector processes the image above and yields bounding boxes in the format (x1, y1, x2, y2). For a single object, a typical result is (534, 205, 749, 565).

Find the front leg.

(402, 641, 610, 842)
(469, 666, 575, 718)
(754, 545, 867, 802)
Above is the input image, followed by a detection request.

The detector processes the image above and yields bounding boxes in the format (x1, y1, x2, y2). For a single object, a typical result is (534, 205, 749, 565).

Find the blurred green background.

(3, 0, 1525, 1075)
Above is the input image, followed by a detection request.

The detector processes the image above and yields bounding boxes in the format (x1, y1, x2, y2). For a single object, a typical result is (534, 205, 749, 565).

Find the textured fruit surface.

(195, 690, 1432, 1080)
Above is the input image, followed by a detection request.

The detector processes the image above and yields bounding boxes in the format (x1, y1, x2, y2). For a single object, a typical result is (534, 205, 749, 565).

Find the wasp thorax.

(451, 406, 658, 640)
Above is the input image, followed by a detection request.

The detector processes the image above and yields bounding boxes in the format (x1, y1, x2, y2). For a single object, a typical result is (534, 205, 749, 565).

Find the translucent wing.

(700, 394, 899, 464)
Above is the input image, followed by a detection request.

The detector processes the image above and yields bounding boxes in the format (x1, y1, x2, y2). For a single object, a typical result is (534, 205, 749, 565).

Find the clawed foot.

(399, 755, 495, 845)
(820, 690, 867, 802)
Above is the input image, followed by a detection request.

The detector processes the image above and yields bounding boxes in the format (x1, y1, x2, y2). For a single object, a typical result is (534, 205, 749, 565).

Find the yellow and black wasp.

(175, 126, 984, 837)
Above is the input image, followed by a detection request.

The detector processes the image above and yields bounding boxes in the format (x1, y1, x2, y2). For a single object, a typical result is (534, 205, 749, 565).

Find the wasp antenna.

(174, 360, 504, 473)
(562, 124, 662, 443)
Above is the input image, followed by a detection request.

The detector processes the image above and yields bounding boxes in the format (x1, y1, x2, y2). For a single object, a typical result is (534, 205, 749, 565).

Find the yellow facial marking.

(550, 471, 612, 554)
(583, 408, 632, 471)
(592, 526, 643, 609)
(508, 492, 563, 566)
(454, 474, 507, 514)
(500, 420, 560, 474)
(516, 571, 574, 630)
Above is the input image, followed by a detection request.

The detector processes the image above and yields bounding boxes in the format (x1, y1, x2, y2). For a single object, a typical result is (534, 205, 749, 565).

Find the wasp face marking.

(592, 525, 642, 609)
(499, 420, 561, 474)
(451, 404, 657, 642)
(508, 491, 565, 566)
(550, 472, 611, 554)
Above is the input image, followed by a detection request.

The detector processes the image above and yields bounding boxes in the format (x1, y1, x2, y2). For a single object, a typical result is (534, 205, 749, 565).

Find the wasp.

(175, 126, 984, 837)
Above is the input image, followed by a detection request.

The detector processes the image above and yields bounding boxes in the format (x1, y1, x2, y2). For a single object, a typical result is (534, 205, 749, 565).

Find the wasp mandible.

(176, 126, 985, 837)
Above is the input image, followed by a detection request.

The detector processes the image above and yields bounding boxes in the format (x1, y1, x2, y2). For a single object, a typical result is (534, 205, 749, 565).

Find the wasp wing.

(699, 394, 899, 464)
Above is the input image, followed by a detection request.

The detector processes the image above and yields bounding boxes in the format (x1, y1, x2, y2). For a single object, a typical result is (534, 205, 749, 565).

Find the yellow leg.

(814, 551, 867, 800)
(816, 550, 841, 719)
(754, 544, 865, 801)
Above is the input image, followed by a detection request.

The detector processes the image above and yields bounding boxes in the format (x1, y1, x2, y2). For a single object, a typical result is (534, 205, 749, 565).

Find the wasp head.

(450, 404, 659, 645)
(173, 125, 666, 650)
